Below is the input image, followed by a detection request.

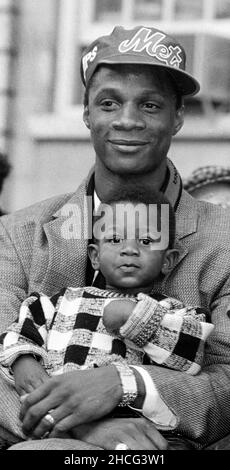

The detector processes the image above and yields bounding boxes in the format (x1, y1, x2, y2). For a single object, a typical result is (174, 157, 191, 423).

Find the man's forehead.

(89, 63, 175, 96)
(91, 63, 169, 83)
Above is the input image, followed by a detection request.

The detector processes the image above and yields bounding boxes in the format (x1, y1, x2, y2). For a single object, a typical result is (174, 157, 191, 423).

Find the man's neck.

(94, 159, 167, 200)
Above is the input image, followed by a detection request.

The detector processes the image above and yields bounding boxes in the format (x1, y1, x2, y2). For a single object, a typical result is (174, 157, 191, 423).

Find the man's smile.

(108, 139, 148, 153)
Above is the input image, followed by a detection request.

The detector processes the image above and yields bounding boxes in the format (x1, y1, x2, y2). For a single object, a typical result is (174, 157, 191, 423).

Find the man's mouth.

(108, 139, 148, 153)
(109, 139, 148, 145)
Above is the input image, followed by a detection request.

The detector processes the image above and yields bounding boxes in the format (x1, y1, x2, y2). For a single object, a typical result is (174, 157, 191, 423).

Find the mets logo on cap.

(118, 27, 183, 68)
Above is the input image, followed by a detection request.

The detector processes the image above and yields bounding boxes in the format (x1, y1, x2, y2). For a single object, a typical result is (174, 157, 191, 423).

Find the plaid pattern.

(0, 161, 230, 447)
(0, 287, 213, 379)
(121, 293, 213, 374)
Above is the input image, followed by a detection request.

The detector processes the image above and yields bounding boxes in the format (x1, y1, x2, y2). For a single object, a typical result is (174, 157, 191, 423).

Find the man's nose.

(112, 103, 145, 131)
(120, 240, 140, 256)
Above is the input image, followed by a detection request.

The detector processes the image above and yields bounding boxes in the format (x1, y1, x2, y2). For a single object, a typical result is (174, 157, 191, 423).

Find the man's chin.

(109, 163, 152, 177)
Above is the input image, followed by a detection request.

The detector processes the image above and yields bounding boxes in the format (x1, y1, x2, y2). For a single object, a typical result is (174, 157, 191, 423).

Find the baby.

(0, 188, 214, 408)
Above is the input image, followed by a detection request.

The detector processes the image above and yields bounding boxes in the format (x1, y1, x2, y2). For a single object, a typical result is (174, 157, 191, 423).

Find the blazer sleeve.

(0, 217, 30, 335)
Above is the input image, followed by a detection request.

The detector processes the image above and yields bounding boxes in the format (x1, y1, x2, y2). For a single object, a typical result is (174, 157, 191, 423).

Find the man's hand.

(12, 355, 49, 396)
(20, 365, 122, 438)
(70, 417, 168, 450)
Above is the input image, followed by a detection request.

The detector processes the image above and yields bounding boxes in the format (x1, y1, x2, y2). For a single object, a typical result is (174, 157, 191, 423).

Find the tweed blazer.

(1, 169, 230, 447)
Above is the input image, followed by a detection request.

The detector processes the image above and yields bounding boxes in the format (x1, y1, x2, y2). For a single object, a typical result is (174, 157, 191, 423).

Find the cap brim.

(95, 54, 200, 97)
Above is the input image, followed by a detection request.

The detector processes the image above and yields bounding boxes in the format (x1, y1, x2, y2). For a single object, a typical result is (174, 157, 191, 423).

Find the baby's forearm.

(103, 299, 135, 333)
(11, 354, 38, 373)
(12, 354, 49, 396)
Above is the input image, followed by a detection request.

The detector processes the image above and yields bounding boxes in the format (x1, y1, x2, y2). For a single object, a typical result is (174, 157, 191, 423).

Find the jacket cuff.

(0, 344, 48, 369)
(111, 361, 138, 407)
(119, 293, 165, 347)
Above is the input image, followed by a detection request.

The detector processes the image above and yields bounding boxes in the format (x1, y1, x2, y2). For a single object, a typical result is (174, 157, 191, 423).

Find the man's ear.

(161, 248, 179, 276)
(88, 243, 100, 271)
(83, 106, 90, 129)
(172, 105, 184, 136)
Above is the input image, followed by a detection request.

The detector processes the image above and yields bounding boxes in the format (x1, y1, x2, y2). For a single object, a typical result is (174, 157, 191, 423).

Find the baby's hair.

(94, 187, 176, 249)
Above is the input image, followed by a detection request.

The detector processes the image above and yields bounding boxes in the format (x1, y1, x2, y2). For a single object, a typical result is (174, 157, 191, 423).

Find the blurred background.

(1, 0, 230, 212)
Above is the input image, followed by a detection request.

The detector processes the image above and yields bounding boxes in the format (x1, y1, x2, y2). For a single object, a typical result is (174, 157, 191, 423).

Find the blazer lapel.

(174, 190, 198, 268)
(41, 176, 93, 293)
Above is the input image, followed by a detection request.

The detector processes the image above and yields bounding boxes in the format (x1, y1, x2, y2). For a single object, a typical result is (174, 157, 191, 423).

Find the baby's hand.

(103, 299, 135, 333)
(11, 355, 49, 397)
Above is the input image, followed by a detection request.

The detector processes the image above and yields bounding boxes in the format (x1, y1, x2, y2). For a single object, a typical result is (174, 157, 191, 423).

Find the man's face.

(84, 64, 183, 176)
(90, 203, 168, 294)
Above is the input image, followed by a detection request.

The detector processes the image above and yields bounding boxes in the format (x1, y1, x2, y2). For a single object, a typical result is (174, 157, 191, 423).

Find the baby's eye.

(111, 235, 122, 244)
(139, 238, 152, 246)
(106, 235, 122, 244)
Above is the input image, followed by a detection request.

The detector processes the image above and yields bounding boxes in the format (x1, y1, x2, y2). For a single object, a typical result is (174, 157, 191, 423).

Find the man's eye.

(142, 102, 159, 111)
(101, 100, 118, 110)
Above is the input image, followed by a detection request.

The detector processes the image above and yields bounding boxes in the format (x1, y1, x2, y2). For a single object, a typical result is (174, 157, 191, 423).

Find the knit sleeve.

(119, 293, 214, 375)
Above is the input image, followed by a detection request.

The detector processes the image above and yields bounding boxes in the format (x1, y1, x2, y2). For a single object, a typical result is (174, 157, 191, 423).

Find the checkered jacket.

(0, 287, 213, 378)
(1, 166, 230, 446)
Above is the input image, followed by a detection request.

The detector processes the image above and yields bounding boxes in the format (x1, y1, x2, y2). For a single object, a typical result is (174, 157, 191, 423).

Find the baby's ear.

(88, 243, 100, 271)
(161, 248, 179, 275)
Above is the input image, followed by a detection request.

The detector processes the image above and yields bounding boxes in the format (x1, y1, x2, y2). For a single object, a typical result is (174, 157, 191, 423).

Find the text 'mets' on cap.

(80, 26, 200, 97)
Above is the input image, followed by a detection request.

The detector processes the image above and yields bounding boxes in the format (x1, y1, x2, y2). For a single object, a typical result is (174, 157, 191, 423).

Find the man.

(1, 25, 230, 451)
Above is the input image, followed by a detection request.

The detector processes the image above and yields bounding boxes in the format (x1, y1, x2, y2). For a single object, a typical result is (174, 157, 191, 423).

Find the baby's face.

(94, 202, 168, 294)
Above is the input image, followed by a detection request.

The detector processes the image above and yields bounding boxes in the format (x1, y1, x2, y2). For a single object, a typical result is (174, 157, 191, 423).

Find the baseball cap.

(80, 25, 200, 97)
